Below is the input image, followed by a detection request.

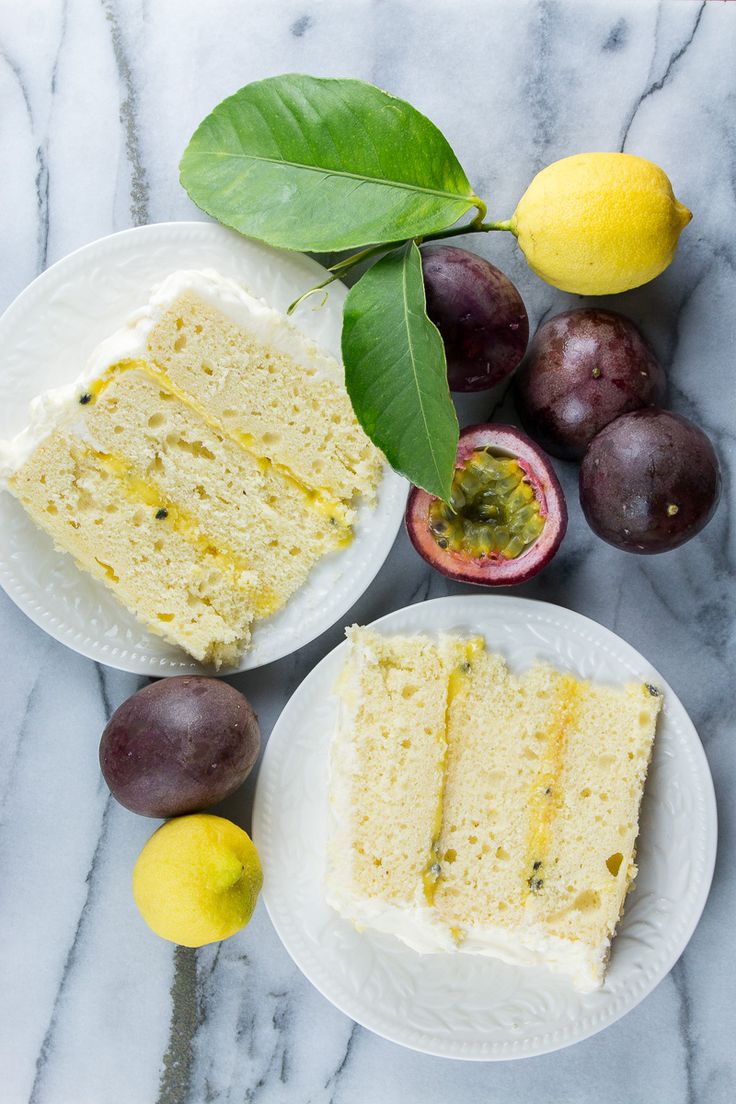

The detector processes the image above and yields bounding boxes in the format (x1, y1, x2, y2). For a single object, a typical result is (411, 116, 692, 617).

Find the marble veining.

(618, 0, 706, 151)
(101, 0, 150, 227)
(0, 1, 734, 1102)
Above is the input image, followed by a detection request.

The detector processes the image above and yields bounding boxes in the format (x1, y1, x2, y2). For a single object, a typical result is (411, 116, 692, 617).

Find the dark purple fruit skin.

(99, 677, 260, 817)
(580, 409, 721, 554)
(514, 308, 666, 460)
(420, 245, 529, 391)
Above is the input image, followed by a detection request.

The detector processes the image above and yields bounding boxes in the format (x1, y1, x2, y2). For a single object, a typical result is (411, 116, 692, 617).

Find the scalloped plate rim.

(0, 221, 407, 674)
(253, 595, 717, 1060)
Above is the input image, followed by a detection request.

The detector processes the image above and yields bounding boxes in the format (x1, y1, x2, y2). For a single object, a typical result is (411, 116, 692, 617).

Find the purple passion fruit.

(100, 676, 261, 817)
(580, 408, 721, 553)
(406, 425, 567, 585)
(514, 308, 666, 459)
(420, 245, 529, 391)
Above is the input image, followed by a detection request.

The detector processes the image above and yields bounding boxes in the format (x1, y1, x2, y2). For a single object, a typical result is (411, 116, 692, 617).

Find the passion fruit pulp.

(406, 425, 567, 585)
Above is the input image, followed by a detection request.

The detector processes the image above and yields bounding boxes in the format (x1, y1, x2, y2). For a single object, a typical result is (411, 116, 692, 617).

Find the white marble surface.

(0, 0, 734, 1101)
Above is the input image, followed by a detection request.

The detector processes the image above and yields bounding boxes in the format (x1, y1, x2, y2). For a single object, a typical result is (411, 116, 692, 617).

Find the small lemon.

(132, 813, 263, 947)
(511, 152, 692, 295)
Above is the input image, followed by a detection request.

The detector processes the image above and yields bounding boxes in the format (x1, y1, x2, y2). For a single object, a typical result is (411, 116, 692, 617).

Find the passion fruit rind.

(514, 308, 666, 460)
(406, 424, 567, 586)
(579, 408, 721, 554)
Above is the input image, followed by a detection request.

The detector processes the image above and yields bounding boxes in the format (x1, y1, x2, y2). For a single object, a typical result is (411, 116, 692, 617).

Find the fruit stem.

(415, 218, 516, 246)
(479, 218, 517, 236)
(289, 211, 517, 313)
(330, 211, 515, 270)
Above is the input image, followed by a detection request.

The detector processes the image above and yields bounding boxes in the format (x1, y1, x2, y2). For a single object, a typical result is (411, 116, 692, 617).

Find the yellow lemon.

(132, 813, 263, 947)
(511, 152, 692, 295)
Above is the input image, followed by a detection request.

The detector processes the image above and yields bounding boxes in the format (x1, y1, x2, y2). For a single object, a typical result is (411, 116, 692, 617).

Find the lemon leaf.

(342, 242, 458, 500)
(180, 74, 479, 251)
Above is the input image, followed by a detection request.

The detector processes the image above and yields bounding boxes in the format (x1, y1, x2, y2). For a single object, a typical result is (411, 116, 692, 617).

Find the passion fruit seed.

(406, 424, 567, 586)
(428, 450, 544, 559)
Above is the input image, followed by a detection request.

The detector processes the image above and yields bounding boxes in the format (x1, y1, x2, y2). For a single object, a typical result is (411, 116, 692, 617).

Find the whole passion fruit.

(406, 425, 567, 585)
(420, 245, 529, 391)
(580, 408, 721, 553)
(100, 676, 260, 817)
(514, 308, 666, 459)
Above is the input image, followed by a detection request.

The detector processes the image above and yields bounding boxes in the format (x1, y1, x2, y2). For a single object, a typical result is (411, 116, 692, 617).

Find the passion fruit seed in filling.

(428, 450, 545, 559)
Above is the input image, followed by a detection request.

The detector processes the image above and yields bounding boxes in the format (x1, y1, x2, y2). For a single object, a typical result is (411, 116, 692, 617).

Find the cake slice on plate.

(326, 627, 479, 951)
(144, 274, 379, 504)
(1, 271, 382, 666)
(437, 655, 661, 989)
(326, 628, 662, 990)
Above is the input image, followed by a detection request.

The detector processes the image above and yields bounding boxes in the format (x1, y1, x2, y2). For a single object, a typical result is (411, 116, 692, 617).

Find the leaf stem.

(289, 213, 517, 314)
(328, 244, 388, 274)
(287, 271, 342, 314)
(289, 243, 389, 313)
(418, 223, 485, 245)
(469, 194, 488, 228)
(412, 217, 515, 246)
(329, 213, 516, 271)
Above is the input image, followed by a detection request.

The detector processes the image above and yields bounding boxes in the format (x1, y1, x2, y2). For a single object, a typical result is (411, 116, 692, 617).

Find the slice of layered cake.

(326, 628, 662, 990)
(1, 271, 382, 665)
(327, 627, 481, 951)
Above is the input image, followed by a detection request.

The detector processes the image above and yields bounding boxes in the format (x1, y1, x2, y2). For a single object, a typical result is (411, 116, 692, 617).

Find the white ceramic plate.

(0, 222, 407, 674)
(253, 595, 717, 1060)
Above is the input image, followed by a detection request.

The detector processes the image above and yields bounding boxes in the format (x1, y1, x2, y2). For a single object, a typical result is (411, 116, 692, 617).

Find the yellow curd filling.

(71, 356, 360, 622)
(79, 359, 354, 545)
(523, 675, 583, 901)
(422, 637, 485, 906)
(89, 448, 277, 617)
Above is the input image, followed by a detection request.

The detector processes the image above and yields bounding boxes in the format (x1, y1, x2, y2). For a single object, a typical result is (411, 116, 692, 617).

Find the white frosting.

(326, 635, 607, 992)
(327, 882, 606, 990)
(0, 268, 342, 480)
(0, 385, 84, 479)
(458, 921, 608, 992)
(326, 889, 457, 955)
(325, 633, 466, 952)
(325, 635, 455, 954)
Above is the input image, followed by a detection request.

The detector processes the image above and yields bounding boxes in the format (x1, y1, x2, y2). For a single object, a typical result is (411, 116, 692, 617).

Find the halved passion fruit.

(406, 425, 567, 585)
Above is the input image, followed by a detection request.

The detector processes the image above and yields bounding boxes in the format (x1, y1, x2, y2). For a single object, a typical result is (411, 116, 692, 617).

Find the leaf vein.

(191, 149, 475, 205)
(399, 245, 443, 485)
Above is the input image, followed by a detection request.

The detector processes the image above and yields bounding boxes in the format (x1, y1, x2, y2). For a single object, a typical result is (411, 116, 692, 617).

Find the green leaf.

(342, 242, 458, 500)
(180, 74, 479, 252)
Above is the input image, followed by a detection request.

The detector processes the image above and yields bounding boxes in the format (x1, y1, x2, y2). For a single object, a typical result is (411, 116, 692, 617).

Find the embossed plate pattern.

(0, 222, 407, 674)
(253, 596, 717, 1060)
